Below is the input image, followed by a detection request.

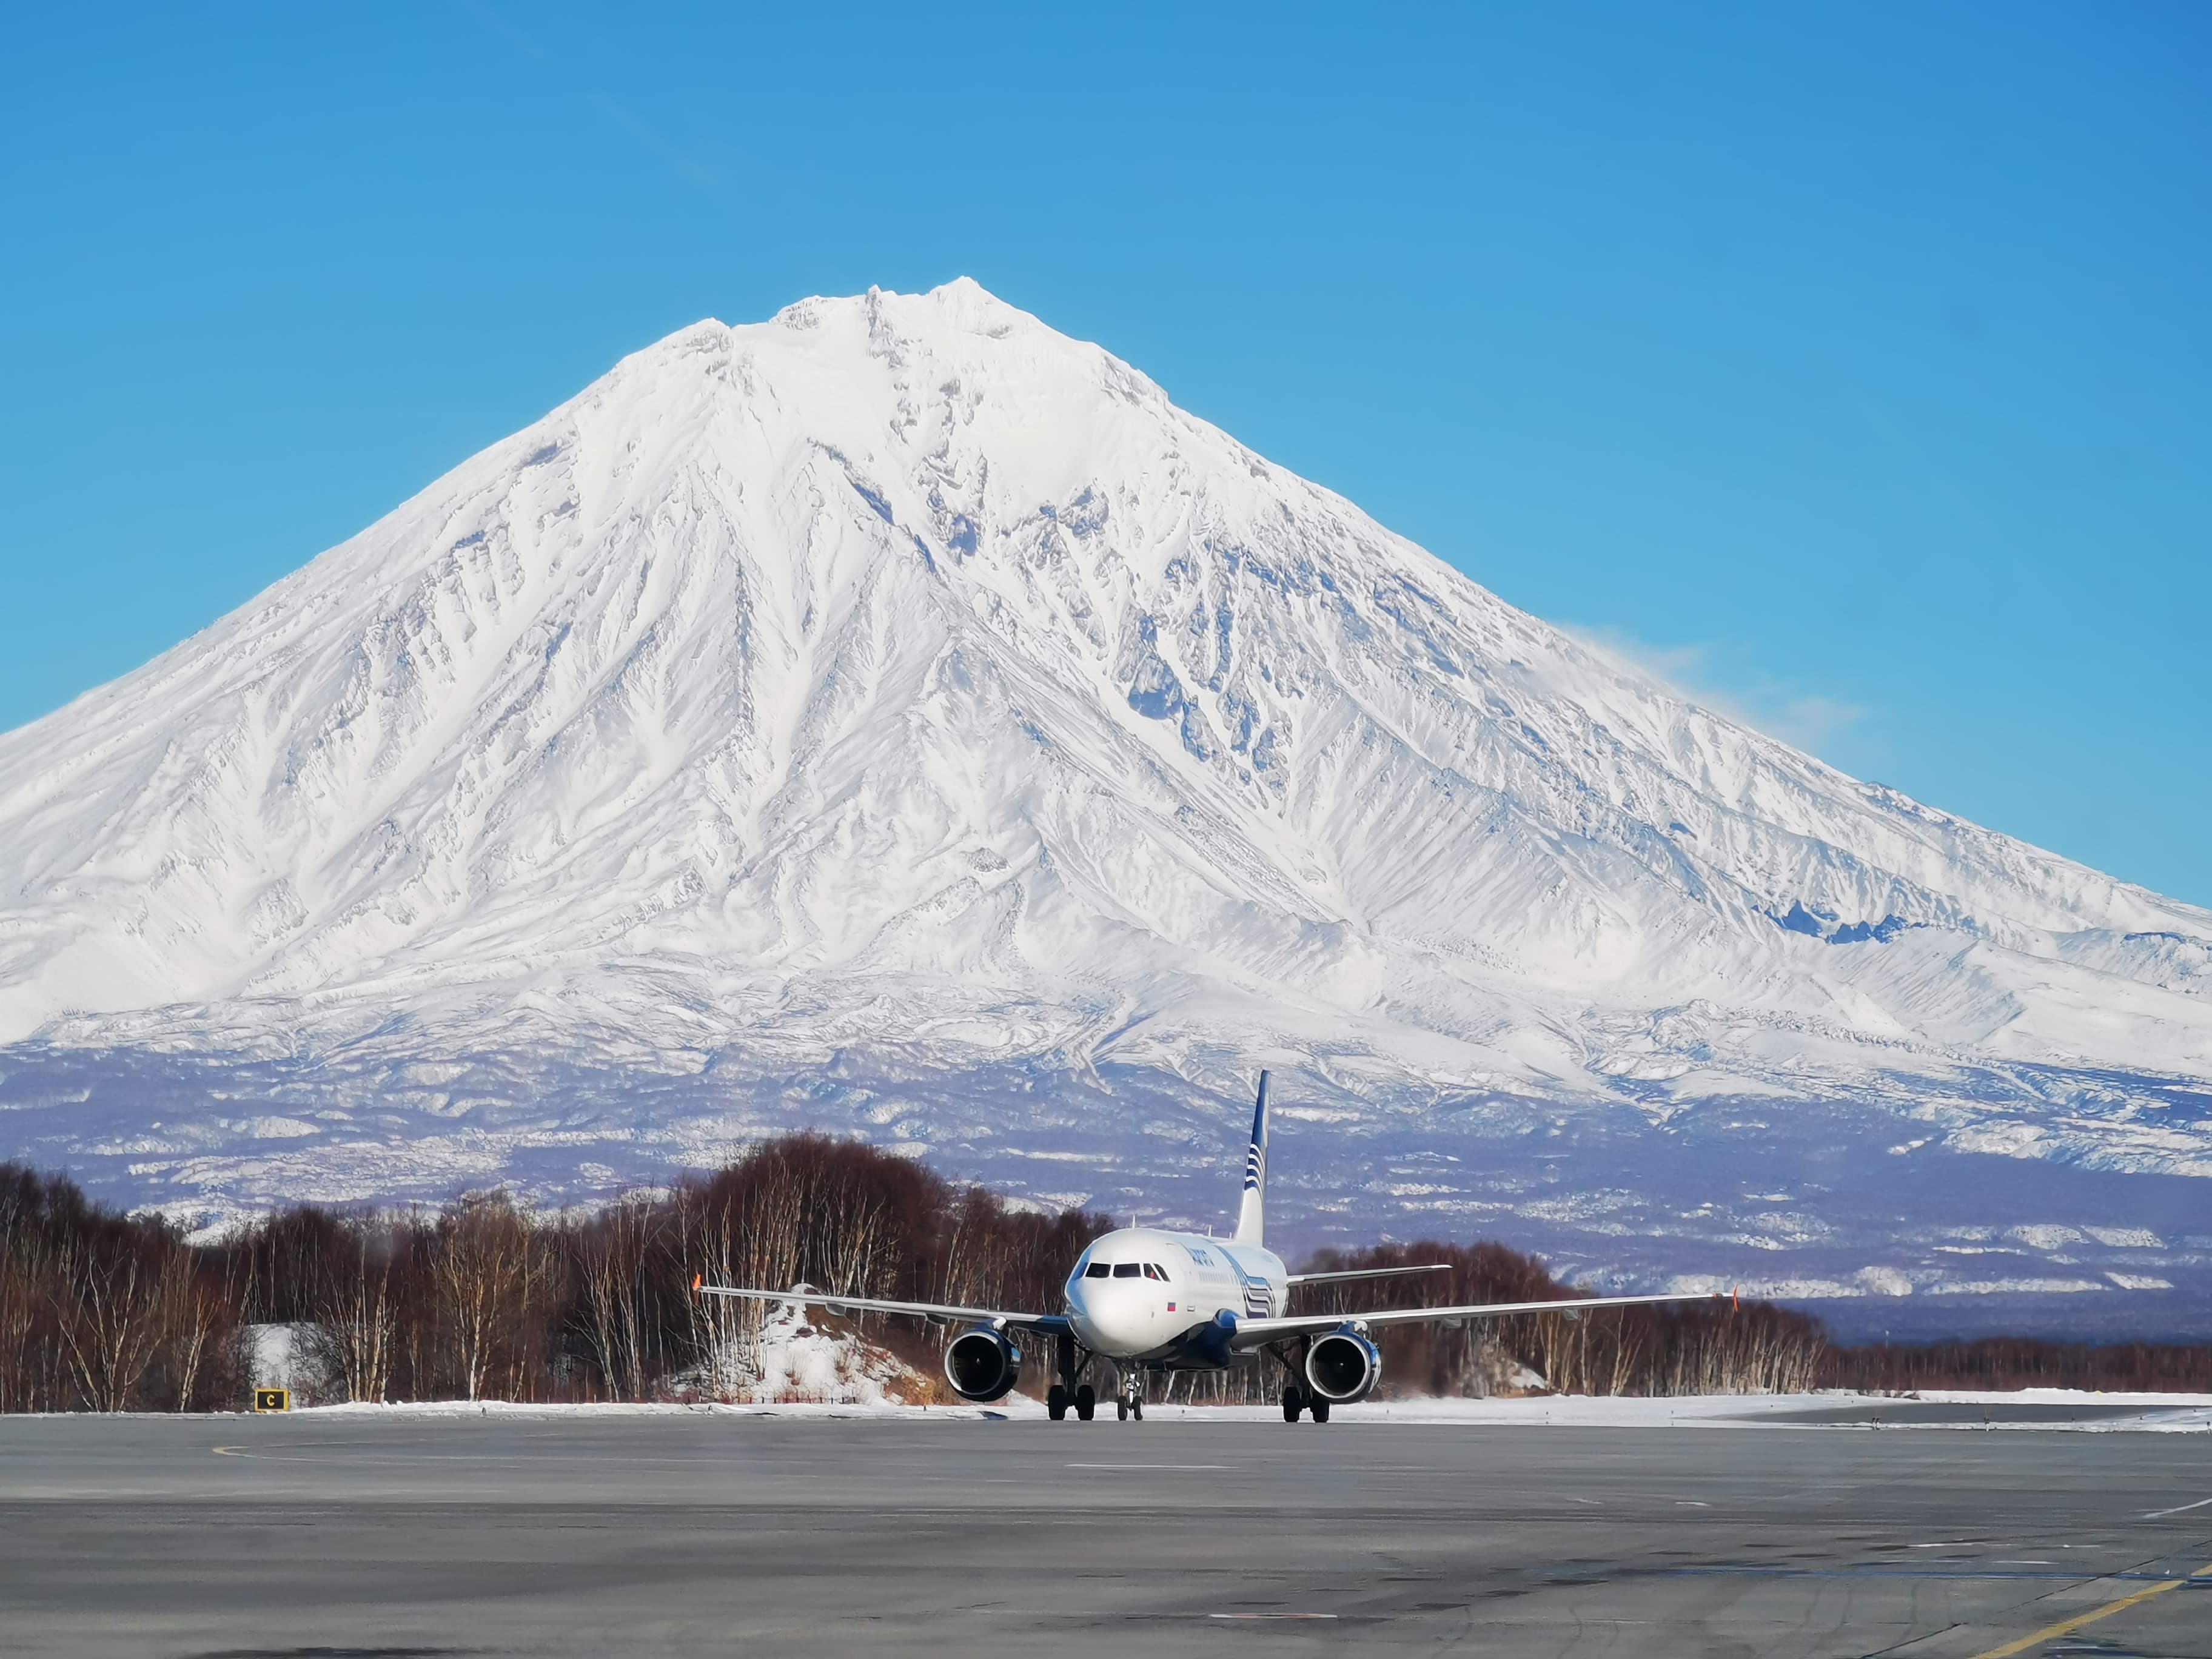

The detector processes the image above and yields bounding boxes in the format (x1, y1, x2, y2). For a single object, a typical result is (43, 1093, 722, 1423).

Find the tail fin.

(1234, 1071, 1269, 1245)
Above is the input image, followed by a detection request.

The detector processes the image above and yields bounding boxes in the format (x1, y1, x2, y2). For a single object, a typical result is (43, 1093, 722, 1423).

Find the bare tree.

(573, 1197, 657, 1402)
(298, 1211, 409, 1404)
(51, 1226, 172, 1412)
(423, 1193, 550, 1402)
(154, 1243, 240, 1411)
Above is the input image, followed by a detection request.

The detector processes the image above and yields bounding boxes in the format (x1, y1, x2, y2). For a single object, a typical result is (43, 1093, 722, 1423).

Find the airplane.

(694, 1072, 1728, 1422)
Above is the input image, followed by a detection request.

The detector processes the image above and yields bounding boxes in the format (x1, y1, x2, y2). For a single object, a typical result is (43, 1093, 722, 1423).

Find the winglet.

(1234, 1071, 1269, 1245)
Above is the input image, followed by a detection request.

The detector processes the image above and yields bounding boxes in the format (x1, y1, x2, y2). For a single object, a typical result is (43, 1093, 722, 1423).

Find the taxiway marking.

(1962, 1560, 2212, 1659)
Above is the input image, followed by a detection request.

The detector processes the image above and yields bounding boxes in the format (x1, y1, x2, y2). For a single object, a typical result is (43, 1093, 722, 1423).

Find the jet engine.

(943, 1327, 1022, 1403)
(1304, 1329, 1381, 1404)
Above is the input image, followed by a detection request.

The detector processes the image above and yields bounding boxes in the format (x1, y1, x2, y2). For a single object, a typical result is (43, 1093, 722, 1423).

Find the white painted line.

(1208, 1613, 1338, 1620)
(1067, 1462, 1232, 1470)
(2142, 1495, 2212, 1519)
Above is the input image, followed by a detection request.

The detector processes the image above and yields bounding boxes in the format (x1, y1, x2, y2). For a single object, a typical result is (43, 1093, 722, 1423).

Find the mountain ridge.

(2, 278, 2207, 1325)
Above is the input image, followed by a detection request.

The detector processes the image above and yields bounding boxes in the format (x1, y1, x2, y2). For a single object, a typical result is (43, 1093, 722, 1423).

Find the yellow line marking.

(1964, 1560, 2212, 1659)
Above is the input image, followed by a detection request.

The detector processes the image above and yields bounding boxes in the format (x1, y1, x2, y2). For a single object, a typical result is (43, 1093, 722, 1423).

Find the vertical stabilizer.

(1234, 1071, 1269, 1244)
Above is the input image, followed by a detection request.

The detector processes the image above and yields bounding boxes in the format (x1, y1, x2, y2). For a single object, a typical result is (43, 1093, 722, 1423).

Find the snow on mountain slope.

(2, 280, 2208, 1327)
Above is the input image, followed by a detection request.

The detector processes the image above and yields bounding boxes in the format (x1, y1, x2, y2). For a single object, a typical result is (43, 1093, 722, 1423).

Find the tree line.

(1822, 1335, 2212, 1393)
(1290, 1241, 1829, 1399)
(0, 1140, 1108, 1412)
(7, 1143, 2203, 1410)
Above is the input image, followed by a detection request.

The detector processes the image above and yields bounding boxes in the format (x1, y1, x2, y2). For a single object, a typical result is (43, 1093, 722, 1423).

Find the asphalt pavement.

(2, 1406, 2208, 1657)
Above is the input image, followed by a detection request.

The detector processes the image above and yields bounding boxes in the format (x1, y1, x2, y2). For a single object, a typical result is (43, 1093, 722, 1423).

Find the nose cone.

(1070, 1279, 1155, 1356)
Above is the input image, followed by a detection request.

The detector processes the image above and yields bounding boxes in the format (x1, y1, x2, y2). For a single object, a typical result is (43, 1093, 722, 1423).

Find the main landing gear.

(1047, 1333, 1098, 1421)
(1277, 1344, 1333, 1426)
(1280, 1384, 1330, 1423)
(1047, 1382, 1097, 1421)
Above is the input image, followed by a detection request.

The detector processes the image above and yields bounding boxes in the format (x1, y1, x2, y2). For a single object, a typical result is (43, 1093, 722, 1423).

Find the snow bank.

(677, 1300, 934, 1406)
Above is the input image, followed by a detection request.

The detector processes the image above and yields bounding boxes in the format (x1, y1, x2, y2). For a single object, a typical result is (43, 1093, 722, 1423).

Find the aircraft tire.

(1047, 1384, 1068, 1421)
(1116, 1398, 1128, 1421)
(1075, 1384, 1096, 1420)
(1311, 1396, 1331, 1424)
(1281, 1384, 1304, 1423)
(1131, 1398, 1143, 1420)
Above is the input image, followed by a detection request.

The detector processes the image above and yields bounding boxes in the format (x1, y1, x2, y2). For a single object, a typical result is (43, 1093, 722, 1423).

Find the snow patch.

(682, 1300, 933, 1406)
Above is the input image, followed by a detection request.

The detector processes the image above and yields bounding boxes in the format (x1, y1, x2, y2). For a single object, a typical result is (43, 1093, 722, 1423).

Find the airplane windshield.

(1111, 1262, 1141, 1278)
(1083, 1262, 1110, 1278)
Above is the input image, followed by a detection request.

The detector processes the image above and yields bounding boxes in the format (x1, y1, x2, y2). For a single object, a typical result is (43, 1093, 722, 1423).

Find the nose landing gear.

(1114, 1372, 1144, 1421)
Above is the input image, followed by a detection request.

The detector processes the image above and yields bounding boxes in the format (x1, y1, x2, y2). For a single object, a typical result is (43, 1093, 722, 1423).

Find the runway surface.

(2, 1407, 2209, 1657)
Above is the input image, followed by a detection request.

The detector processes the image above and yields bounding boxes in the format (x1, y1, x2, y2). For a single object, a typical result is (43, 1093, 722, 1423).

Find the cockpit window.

(1111, 1262, 1141, 1278)
(1084, 1262, 1111, 1278)
(1143, 1263, 1169, 1281)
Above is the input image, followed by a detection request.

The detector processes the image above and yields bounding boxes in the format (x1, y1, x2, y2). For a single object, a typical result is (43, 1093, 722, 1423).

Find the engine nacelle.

(1305, 1329, 1381, 1404)
(943, 1326, 1022, 1403)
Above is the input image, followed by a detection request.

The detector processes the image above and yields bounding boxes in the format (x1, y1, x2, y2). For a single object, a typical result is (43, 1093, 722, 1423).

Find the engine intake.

(944, 1326, 1022, 1403)
(1305, 1329, 1381, 1404)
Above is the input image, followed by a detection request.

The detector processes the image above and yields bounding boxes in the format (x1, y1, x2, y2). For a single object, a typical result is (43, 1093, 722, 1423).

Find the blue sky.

(2, 4, 2207, 903)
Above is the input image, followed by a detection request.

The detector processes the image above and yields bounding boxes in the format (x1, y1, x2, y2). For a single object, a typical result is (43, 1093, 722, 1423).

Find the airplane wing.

(1285, 1264, 1452, 1287)
(691, 1277, 1071, 1335)
(1228, 1289, 1728, 1350)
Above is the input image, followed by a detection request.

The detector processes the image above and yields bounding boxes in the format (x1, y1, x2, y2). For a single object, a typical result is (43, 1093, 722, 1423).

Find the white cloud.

(1565, 625, 1869, 757)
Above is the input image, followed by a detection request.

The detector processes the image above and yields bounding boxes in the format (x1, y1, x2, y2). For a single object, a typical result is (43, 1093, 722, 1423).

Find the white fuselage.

(1062, 1226, 1287, 1362)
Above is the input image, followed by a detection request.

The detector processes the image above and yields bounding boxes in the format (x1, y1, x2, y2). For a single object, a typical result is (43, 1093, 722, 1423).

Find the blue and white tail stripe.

(1234, 1071, 1269, 1245)
(1244, 1071, 1269, 1188)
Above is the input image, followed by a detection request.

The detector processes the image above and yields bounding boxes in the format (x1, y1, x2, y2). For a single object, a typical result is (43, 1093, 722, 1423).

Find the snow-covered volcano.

(4, 280, 2208, 1333)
